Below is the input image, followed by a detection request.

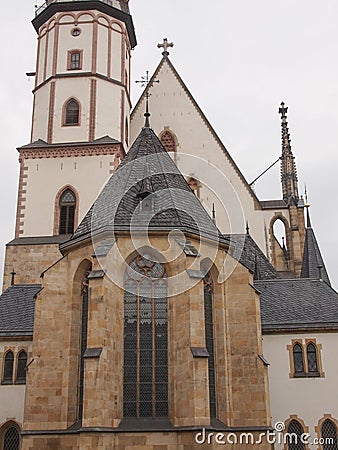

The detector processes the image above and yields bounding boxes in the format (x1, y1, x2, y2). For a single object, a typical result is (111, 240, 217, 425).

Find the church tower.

(2, 0, 136, 290)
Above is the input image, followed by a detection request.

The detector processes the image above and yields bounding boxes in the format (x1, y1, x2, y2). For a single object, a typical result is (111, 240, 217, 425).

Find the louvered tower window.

(59, 189, 76, 234)
(286, 420, 305, 450)
(3, 426, 20, 450)
(2, 351, 14, 384)
(306, 343, 319, 374)
(293, 343, 305, 375)
(65, 99, 80, 125)
(123, 254, 168, 418)
(15, 350, 27, 384)
(204, 272, 216, 418)
(322, 419, 338, 450)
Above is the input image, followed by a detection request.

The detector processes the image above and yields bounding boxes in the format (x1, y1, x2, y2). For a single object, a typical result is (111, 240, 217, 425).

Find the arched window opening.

(59, 189, 76, 234)
(286, 420, 305, 450)
(123, 253, 168, 418)
(322, 419, 338, 450)
(273, 218, 287, 251)
(125, 117, 129, 146)
(187, 177, 201, 198)
(16, 350, 27, 384)
(293, 343, 305, 375)
(2, 351, 14, 385)
(204, 271, 216, 418)
(160, 130, 176, 153)
(64, 99, 80, 126)
(306, 343, 319, 374)
(3, 425, 20, 450)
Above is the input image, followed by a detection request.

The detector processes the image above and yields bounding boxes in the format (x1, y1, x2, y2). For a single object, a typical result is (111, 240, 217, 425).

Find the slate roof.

(225, 234, 277, 280)
(256, 278, 338, 332)
(301, 225, 330, 285)
(63, 125, 224, 249)
(0, 285, 42, 336)
(18, 135, 120, 150)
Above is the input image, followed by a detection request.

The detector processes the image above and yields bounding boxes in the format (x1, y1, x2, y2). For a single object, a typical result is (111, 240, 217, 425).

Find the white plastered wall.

(0, 341, 33, 428)
(131, 60, 290, 255)
(263, 333, 338, 449)
(32, 10, 128, 144)
(22, 155, 113, 236)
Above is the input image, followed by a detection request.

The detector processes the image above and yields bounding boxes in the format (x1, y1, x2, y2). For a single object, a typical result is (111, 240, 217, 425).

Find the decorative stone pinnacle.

(157, 38, 174, 56)
(279, 101, 288, 119)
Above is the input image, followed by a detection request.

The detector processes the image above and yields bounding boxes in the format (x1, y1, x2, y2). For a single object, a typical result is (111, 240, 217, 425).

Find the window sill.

(1, 380, 13, 385)
(62, 123, 80, 127)
(293, 372, 321, 378)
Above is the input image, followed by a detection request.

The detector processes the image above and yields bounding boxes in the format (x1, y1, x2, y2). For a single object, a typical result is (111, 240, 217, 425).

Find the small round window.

(71, 28, 81, 37)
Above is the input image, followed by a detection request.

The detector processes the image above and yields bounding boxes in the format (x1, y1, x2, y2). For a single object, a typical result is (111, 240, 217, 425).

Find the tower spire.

(279, 102, 299, 205)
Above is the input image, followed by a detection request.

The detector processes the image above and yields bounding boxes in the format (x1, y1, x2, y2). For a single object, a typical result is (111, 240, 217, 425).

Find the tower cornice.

(32, 0, 137, 48)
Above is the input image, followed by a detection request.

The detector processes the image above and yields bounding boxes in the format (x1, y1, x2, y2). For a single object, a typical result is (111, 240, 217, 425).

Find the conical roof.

(67, 126, 221, 246)
(301, 210, 330, 285)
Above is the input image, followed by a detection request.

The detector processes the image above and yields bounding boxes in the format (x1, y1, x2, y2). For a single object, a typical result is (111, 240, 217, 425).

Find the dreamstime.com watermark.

(194, 422, 335, 446)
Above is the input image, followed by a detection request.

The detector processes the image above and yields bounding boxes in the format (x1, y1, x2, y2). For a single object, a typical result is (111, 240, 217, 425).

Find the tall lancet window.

(204, 272, 216, 418)
(78, 269, 90, 422)
(59, 189, 76, 234)
(123, 254, 168, 418)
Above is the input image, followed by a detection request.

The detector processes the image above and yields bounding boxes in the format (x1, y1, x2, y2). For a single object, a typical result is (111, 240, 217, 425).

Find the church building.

(1, 1, 338, 449)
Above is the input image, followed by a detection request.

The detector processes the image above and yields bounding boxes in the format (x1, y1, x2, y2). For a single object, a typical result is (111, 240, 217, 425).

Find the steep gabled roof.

(131, 55, 261, 209)
(0, 284, 42, 336)
(225, 233, 277, 280)
(301, 210, 330, 285)
(257, 278, 338, 332)
(64, 125, 224, 248)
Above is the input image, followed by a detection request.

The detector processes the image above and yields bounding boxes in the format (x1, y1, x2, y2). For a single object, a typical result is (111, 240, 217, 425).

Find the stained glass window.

(204, 272, 216, 418)
(2, 351, 14, 384)
(306, 343, 319, 374)
(123, 254, 168, 418)
(287, 420, 305, 450)
(15, 351, 27, 384)
(322, 419, 338, 450)
(293, 344, 305, 374)
(3, 426, 20, 450)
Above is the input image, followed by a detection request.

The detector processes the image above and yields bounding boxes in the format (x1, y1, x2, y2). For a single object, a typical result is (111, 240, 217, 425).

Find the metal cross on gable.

(135, 70, 159, 99)
(157, 38, 174, 56)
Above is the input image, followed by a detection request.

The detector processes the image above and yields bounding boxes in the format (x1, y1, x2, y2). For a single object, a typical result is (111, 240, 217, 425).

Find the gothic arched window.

(15, 350, 27, 384)
(306, 343, 319, 374)
(2, 351, 14, 385)
(123, 254, 168, 418)
(59, 189, 76, 234)
(321, 419, 338, 450)
(287, 419, 305, 450)
(160, 130, 176, 152)
(204, 272, 216, 418)
(3, 425, 20, 450)
(293, 343, 305, 375)
(64, 99, 80, 126)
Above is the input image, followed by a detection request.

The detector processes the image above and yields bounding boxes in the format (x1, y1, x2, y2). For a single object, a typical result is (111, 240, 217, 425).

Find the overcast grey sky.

(1, 0, 337, 288)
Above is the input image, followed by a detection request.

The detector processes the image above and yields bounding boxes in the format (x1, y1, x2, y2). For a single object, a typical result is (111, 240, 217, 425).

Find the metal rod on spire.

(135, 70, 159, 128)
